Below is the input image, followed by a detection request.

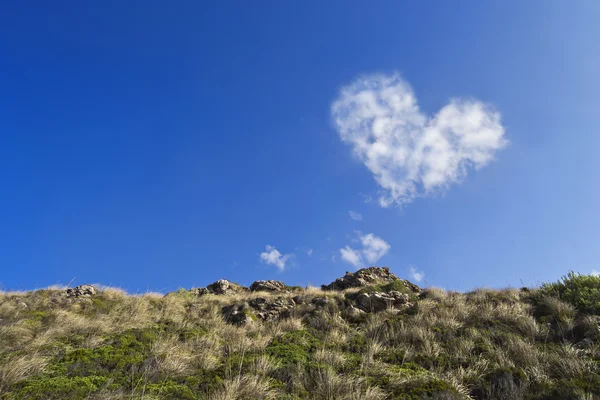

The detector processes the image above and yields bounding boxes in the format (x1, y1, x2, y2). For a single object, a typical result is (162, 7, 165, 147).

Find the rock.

(345, 305, 366, 318)
(249, 297, 268, 308)
(249, 296, 295, 321)
(207, 279, 247, 295)
(221, 304, 255, 326)
(311, 297, 329, 307)
(250, 280, 286, 292)
(322, 267, 420, 292)
(355, 291, 410, 312)
(190, 287, 209, 296)
(65, 284, 97, 298)
(191, 279, 248, 296)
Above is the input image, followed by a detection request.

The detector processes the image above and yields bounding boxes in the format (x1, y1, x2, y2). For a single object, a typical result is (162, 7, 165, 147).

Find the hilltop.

(1, 267, 599, 399)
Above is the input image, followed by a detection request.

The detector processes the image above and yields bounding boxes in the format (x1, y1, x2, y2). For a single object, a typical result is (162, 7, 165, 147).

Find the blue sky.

(1, 1, 599, 292)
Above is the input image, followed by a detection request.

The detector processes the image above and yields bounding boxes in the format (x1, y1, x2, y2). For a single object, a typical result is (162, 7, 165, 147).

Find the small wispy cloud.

(360, 233, 391, 264)
(340, 246, 362, 267)
(409, 265, 425, 283)
(348, 210, 363, 221)
(307, 249, 313, 256)
(260, 245, 291, 271)
(332, 73, 508, 207)
(339, 232, 390, 268)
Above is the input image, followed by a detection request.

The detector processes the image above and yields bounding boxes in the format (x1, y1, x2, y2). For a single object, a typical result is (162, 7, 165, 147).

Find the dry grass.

(0, 353, 48, 389)
(0, 281, 598, 399)
(210, 374, 275, 400)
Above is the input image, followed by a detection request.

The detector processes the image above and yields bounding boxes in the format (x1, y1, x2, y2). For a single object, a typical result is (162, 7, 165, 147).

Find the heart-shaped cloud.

(332, 73, 508, 207)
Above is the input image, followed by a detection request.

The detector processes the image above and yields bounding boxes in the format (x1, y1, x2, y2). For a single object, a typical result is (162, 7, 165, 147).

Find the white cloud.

(340, 246, 362, 267)
(340, 233, 390, 268)
(307, 249, 313, 256)
(260, 245, 291, 271)
(360, 233, 391, 263)
(348, 210, 363, 221)
(332, 73, 508, 207)
(409, 265, 425, 282)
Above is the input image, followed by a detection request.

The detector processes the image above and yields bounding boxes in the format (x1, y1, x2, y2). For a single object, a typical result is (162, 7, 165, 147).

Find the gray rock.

(249, 296, 295, 321)
(207, 279, 244, 295)
(250, 280, 286, 292)
(65, 284, 97, 298)
(190, 287, 209, 296)
(249, 297, 268, 308)
(322, 266, 420, 293)
(311, 297, 329, 307)
(345, 305, 366, 318)
(191, 279, 248, 296)
(221, 304, 255, 326)
(356, 291, 410, 312)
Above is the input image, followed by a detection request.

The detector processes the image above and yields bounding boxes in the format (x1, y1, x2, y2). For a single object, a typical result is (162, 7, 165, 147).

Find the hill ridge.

(1, 268, 599, 399)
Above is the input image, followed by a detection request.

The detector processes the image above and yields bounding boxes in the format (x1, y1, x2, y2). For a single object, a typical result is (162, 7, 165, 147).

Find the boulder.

(355, 291, 411, 312)
(191, 279, 248, 296)
(311, 297, 330, 307)
(207, 279, 247, 295)
(250, 280, 286, 292)
(189, 287, 209, 296)
(345, 305, 366, 319)
(65, 284, 97, 298)
(249, 296, 295, 321)
(221, 304, 255, 326)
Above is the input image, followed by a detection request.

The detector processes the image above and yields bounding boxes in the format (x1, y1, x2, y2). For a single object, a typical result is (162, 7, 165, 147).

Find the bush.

(538, 271, 600, 315)
(265, 330, 321, 366)
(11, 376, 111, 400)
(391, 376, 460, 399)
(51, 329, 155, 379)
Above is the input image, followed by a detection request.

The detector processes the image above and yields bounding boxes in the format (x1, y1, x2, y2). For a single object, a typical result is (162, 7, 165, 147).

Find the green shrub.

(539, 271, 600, 315)
(266, 330, 320, 366)
(144, 380, 200, 400)
(391, 377, 460, 399)
(12, 376, 110, 400)
(46, 328, 157, 384)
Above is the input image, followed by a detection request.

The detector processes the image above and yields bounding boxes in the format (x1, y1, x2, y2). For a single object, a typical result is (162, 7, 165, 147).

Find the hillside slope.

(1, 268, 599, 399)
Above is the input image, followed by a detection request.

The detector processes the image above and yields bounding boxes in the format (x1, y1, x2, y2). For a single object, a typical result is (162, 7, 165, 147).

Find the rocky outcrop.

(207, 279, 247, 295)
(311, 297, 330, 307)
(188, 267, 420, 325)
(190, 287, 210, 296)
(355, 291, 411, 312)
(221, 304, 255, 326)
(65, 284, 97, 298)
(222, 296, 297, 325)
(250, 280, 286, 292)
(249, 296, 295, 320)
(345, 305, 366, 319)
(191, 279, 248, 296)
(322, 266, 420, 292)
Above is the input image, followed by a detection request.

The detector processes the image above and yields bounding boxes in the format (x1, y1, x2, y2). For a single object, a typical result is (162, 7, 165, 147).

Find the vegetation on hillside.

(1, 270, 599, 399)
